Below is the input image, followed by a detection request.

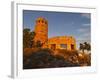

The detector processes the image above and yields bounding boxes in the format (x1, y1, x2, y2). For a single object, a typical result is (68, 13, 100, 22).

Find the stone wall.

(47, 36, 76, 50)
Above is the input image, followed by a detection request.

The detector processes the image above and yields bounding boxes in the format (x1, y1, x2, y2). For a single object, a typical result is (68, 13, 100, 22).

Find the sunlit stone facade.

(34, 17, 76, 50)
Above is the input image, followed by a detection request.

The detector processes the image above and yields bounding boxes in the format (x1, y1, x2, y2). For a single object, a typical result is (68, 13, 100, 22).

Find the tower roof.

(36, 17, 48, 22)
(36, 17, 47, 21)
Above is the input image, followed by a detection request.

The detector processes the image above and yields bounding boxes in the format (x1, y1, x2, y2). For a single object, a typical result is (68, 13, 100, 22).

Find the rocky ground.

(23, 48, 91, 69)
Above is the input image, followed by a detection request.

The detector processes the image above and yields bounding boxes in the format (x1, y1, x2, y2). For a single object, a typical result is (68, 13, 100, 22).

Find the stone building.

(47, 36, 76, 50)
(33, 17, 76, 50)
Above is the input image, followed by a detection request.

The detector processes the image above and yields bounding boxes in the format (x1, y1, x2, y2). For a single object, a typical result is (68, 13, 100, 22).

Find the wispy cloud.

(82, 23, 91, 27)
(77, 28, 88, 33)
(83, 32, 90, 37)
(77, 27, 90, 33)
(81, 13, 90, 19)
(76, 27, 91, 42)
(71, 22, 74, 25)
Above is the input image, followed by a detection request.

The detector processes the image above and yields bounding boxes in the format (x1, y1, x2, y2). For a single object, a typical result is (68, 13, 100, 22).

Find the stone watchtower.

(34, 17, 48, 45)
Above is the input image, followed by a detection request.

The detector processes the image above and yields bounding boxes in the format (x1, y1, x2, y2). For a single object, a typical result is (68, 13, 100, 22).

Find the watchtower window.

(45, 21, 47, 24)
(42, 20, 44, 23)
(71, 44, 74, 50)
(38, 20, 40, 23)
(51, 44, 56, 50)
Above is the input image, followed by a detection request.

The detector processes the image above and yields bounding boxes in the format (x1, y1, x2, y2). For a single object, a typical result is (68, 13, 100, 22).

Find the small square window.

(42, 20, 44, 23)
(60, 44, 67, 49)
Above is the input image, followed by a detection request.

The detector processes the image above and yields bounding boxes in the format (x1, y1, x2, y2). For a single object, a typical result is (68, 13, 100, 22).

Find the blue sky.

(23, 10, 91, 48)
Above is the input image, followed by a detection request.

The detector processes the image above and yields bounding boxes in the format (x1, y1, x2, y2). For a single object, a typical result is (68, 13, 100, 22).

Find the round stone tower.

(34, 17, 48, 45)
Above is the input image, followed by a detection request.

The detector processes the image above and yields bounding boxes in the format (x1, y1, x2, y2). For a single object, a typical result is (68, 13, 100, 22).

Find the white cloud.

(77, 27, 90, 33)
(76, 28, 91, 42)
(83, 32, 90, 37)
(82, 23, 91, 27)
(77, 28, 87, 32)
(81, 13, 90, 19)
(71, 22, 74, 25)
(76, 33, 90, 40)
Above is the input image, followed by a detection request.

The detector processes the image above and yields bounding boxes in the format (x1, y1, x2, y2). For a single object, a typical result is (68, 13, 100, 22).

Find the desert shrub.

(78, 53, 91, 66)
(23, 48, 54, 69)
(23, 48, 80, 69)
(23, 48, 91, 69)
